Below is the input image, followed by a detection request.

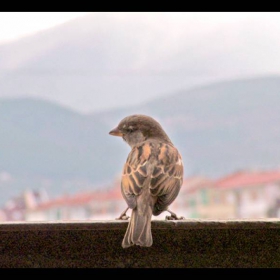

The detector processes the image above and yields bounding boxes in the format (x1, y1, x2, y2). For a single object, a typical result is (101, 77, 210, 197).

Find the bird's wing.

(150, 143, 184, 215)
(121, 141, 151, 209)
(121, 141, 183, 213)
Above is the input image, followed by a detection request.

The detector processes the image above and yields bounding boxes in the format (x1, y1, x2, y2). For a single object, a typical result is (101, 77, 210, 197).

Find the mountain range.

(0, 75, 280, 205)
(0, 13, 280, 113)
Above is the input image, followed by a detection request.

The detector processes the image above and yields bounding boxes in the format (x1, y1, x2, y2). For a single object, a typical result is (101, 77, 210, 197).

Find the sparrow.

(109, 114, 184, 248)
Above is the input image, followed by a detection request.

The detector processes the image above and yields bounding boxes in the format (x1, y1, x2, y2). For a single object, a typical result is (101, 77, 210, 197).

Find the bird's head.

(109, 114, 172, 147)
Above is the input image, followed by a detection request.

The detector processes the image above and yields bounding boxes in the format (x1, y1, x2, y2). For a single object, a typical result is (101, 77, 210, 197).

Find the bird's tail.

(122, 207, 153, 248)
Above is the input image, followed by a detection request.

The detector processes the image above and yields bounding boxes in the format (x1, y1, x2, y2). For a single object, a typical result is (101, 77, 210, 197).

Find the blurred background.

(0, 12, 279, 221)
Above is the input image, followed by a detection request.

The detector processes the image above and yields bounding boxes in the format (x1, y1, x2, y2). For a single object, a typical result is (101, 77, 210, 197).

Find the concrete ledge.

(0, 219, 279, 268)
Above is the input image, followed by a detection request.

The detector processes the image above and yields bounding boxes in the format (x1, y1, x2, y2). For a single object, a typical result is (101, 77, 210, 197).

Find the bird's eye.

(127, 126, 134, 133)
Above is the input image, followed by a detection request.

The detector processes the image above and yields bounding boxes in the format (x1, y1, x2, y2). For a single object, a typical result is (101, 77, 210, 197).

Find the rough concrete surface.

(0, 219, 279, 268)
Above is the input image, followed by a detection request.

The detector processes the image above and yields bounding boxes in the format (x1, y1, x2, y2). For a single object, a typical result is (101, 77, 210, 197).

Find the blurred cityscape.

(1, 168, 279, 222)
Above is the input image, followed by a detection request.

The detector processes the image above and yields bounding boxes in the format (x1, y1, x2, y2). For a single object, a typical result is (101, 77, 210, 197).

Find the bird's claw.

(116, 214, 130, 220)
(165, 214, 185, 220)
(115, 207, 130, 220)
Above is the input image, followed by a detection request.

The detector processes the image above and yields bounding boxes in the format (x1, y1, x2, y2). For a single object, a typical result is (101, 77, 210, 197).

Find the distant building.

(0, 188, 49, 221)
(175, 176, 234, 219)
(25, 184, 127, 221)
(174, 170, 280, 219)
(21, 170, 280, 222)
(215, 170, 280, 218)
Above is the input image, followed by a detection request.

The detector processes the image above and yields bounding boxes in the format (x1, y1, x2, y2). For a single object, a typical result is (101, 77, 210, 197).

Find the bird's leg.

(115, 207, 130, 220)
(165, 209, 185, 220)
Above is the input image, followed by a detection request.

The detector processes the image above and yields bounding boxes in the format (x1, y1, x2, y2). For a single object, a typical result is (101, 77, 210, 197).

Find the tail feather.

(122, 208, 153, 248)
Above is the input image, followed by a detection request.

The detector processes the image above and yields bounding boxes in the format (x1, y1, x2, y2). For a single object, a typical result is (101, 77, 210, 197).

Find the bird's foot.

(115, 207, 130, 220)
(165, 214, 185, 220)
(165, 209, 185, 220)
(116, 214, 130, 220)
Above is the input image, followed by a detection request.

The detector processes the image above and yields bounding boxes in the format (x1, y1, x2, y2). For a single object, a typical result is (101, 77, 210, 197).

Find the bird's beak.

(109, 127, 123, 137)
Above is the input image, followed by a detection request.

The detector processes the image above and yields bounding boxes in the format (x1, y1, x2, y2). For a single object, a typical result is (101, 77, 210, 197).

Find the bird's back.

(122, 139, 183, 215)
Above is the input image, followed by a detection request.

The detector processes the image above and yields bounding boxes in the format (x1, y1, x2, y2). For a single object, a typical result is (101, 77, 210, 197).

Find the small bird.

(109, 114, 184, 248)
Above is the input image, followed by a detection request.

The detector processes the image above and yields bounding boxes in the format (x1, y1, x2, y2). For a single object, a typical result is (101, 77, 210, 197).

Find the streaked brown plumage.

(109, 114, 184, 248)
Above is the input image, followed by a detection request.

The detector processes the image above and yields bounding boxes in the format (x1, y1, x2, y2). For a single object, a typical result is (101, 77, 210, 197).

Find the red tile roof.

(35, 187, 123, 210)
(181, 176, 214, 194)
(215, 170, 280, 189)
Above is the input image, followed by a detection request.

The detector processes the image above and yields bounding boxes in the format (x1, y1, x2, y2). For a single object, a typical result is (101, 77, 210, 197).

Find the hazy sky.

(1, 12, 280, 113)
(1, 12, 279, 44)
(0, 12, 91, 44)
